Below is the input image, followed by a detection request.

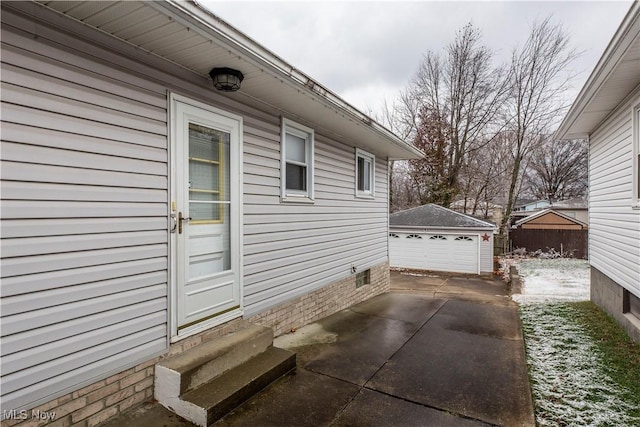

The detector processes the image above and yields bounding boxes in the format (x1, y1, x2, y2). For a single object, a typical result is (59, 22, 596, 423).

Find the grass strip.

(568, 301, 640, 417)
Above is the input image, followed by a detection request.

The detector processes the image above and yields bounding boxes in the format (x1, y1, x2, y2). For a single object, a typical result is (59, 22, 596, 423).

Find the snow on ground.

(512, 258, 590, 303)
(520, 304, 640, 427)
(514, 258, 640, 426)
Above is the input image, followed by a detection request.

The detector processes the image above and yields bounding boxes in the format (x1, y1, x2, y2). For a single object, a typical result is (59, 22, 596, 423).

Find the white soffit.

(35, 0, 422, 160)
(556, 2, 640, 140)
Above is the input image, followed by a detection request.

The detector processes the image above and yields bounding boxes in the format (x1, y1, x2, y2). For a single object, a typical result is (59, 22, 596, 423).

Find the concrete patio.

(102, 271, 535, 427)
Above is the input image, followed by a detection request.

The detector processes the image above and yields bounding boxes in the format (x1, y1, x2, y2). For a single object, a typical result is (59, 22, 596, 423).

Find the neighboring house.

(549, 198, 588, 224)
(0, 0, 421, 423)
(513, 209, 588, 230)
(449, 199, 504, 225)
(556, 1, 640, 342)
(513, 199, 551, 212)
(508, 198, 587, 228)
(510, 209, 588, 258)
(389, 204, 496, 275)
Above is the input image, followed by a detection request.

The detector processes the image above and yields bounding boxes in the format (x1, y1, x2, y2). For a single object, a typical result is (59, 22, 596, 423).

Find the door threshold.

(171, 308, 243, 343)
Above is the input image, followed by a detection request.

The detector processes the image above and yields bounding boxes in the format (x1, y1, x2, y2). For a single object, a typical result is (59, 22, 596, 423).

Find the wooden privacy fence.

(510, 229, 588, 259)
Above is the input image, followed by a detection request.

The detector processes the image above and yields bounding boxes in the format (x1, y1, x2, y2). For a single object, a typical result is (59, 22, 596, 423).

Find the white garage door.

(389, 233, 479, 274)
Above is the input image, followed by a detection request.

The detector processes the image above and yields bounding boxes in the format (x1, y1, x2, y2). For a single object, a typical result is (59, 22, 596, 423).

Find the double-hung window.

(355, 148, 375, 198)
(281, 118, 314, 201)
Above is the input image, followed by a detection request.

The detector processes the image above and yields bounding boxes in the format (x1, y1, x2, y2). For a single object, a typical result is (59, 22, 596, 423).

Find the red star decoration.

(482, 233, 490, 242)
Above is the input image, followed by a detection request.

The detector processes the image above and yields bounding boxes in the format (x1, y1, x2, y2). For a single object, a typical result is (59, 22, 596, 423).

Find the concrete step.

(155, 324, 274, 402)
(181, 347, 296, 426)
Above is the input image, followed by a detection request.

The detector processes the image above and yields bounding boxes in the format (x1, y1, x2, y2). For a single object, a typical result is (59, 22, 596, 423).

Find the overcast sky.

(201, 1, 633, 117)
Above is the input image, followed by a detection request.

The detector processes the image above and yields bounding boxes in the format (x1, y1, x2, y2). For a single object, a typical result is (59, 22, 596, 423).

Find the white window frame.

(355, 148, 375, 199)
(281, 117, 314, 202)
(633, 102, 640, 209)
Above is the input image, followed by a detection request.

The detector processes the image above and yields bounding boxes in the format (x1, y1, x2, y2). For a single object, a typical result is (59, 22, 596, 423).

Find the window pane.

(364, 159, 371, 191)
(357, 156, 372, 192)
(286, 133, 306, 163)
(286, 163, 307, 191)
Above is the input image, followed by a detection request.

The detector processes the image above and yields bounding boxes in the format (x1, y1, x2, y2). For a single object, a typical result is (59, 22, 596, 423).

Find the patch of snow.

(520, 304, 640, 426)
(512, 258, 590, 303)
(400, 272, 440, 277)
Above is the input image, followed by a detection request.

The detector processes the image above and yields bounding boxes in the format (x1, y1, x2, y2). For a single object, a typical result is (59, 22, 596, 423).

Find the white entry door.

(171, 94, 242, 337)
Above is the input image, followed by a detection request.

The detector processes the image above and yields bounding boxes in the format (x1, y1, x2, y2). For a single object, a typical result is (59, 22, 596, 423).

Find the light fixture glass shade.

(209, 67, 244, 92)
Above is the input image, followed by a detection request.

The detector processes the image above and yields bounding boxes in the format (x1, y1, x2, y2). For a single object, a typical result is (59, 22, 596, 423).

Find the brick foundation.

(591, 266, 640, 343)
(1, 263, 389, 427)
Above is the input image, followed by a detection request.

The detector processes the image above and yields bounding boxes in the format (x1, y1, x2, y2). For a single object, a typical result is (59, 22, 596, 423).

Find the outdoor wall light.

(209, 67, 244, 92)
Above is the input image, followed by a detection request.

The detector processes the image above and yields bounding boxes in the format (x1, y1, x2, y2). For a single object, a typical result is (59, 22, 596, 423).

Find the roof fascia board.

(556, 1, 640, 140)
(515, 208, 587, 227)
(152, 0, 422, 159)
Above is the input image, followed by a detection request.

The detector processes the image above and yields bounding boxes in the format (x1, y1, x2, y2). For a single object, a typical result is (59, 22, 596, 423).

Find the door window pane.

(189, 123, 220, 161)
(188, 123, 230, 223)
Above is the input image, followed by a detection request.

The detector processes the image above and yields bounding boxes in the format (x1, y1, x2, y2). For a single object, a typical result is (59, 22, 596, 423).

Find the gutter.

(153, 0, 422, 159)
(389, 225, 497, 232)
(555, 1, 640, 140)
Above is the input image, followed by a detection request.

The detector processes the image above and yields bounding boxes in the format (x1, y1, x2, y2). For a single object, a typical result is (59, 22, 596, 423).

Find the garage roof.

(390, 204, 496, 229)
(34, 0, 422, 160)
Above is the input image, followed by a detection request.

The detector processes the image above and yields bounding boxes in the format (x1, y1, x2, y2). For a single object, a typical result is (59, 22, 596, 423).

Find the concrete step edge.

(155, 324, 274, 399)
(182, 346, 296, 426)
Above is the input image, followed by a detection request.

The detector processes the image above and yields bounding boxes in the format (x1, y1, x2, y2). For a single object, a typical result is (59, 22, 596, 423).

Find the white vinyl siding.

(0, 1, 394, 412)
(0, 9, 169, 411)
(479, 233, 494, 273)
(589, 89, 640, 298)
(244, 130, 389, 316)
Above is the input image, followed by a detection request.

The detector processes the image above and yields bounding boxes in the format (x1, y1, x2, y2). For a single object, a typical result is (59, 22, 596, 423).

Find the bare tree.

(501, 16, 580, 230)
(459, 132, 513, 217)
(401, 23, 509, 207)
(526, 137, 587, 201)
(374, 99, 415, 210)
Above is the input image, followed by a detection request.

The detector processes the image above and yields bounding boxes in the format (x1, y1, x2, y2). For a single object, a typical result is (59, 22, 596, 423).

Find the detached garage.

(389, 204, 496, 274)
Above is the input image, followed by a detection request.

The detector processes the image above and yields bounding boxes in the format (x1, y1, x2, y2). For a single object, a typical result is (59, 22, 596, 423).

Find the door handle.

(178, 212, 192, 234)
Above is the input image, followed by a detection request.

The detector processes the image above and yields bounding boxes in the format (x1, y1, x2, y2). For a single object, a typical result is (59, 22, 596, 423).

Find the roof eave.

(389, 225, 496, 231)
(556, 1, 640, 140)
(153, 0, 422, 160)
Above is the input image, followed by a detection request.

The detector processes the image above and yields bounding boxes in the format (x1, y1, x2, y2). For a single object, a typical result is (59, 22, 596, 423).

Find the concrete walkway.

(103, 271, 535, 427)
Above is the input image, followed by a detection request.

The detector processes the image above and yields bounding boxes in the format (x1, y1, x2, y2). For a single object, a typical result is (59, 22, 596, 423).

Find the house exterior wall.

(589, 87, 640, 301)
(1, 263, 389, 427)
(1, 7, 170, 413)
(588, 85, 640, 340)
(0, 3, 392, 419)
(243, 135, 389, 317)
(0, 263, 389, 427)
(591, 267, 640, 343)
